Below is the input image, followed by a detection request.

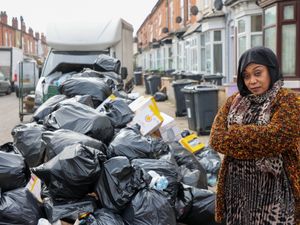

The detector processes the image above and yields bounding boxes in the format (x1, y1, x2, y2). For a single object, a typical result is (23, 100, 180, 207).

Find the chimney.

(28, 27, 33, 36)
(35, 32, 40, 40)
(21, 21, 26, 32)
(12, 17, 18, 29)
(41, 33, 46, 42)
(1, 11, 8, 24)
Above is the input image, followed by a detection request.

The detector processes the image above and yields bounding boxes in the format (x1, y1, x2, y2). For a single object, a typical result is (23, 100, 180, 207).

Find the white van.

(34, 18, 134, 106)
(15, 58, 39, 97)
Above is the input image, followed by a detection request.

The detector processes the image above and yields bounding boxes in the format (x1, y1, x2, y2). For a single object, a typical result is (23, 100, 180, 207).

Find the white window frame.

(236, 14, 263, 66)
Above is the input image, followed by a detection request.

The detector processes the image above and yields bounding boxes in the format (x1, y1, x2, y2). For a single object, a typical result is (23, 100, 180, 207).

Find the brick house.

(0, 11, 48, 59)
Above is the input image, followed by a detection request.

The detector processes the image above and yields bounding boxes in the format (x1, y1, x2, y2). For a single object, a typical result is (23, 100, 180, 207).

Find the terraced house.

(134, 0, 300, 90)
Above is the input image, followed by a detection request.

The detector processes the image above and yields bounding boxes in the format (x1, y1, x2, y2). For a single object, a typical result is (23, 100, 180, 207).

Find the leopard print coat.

(209, 88, 300, 224)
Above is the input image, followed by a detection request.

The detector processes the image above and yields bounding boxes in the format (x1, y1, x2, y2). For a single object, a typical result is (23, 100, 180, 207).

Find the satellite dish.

(214, 0, 223, 10)
(175, 16, 182, 23)
(190, 5, 199, 16)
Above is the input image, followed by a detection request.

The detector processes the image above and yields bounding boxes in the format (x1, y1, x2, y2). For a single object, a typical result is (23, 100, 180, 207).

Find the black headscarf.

(237, 46, 283, 96)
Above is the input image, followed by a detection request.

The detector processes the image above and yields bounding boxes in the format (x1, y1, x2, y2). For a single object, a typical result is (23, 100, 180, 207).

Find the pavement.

(131, 84, 211, 145)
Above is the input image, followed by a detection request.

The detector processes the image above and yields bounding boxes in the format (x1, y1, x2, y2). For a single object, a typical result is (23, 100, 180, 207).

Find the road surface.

(0, 93, 32, 144)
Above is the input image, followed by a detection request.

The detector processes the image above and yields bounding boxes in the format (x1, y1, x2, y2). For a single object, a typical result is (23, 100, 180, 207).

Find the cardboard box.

(128, 96, 163, 135)
(158, 112, 182, 142)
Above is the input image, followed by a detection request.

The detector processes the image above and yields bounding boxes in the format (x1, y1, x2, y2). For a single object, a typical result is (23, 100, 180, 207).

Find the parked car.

(0, 72, 11, 95)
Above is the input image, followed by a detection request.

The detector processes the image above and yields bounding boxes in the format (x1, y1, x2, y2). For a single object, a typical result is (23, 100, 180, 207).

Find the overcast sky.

(1, 0, 158, 35)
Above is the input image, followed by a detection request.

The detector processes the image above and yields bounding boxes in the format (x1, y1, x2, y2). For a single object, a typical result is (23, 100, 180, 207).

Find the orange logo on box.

(145, 115, 152, 122)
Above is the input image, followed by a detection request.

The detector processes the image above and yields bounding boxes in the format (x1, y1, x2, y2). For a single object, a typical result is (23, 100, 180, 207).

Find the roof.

(46, 18, 133, 51)
(183, 23, 202, 38)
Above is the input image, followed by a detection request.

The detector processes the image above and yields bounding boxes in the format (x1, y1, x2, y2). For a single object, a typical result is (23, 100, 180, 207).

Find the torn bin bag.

(43, 101, 114, 145)
(122, 188, 177, 225)
(131, 158, 180, 207)
(95, 156, 147, 213)
(85, 208, 125, 225)
(169, 142, 208, 189)
(32, 143, 106, 200)
(44, 196, 97, 223)
(42, 129, 107, 161)
(0, 187, 44, 225)
(11, 122, 45, 167)
(0, 151, 30, 191)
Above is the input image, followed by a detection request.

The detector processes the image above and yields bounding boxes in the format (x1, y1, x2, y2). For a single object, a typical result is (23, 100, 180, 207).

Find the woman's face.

(243, 63, 271, 95)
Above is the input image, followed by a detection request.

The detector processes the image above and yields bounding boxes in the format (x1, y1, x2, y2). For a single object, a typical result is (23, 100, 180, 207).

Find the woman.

(209, 46, 300, 224)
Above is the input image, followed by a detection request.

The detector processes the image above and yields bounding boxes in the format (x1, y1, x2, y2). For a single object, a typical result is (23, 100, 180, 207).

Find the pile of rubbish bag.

(0, 54, 223, 225)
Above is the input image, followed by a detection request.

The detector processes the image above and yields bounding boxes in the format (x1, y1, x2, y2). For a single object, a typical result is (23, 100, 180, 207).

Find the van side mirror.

(120, 67, 128, 80)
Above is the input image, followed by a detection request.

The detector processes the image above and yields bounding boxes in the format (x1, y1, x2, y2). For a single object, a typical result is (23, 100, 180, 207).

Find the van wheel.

(6, 87, 11, 95)
(15, 87, 20, 97)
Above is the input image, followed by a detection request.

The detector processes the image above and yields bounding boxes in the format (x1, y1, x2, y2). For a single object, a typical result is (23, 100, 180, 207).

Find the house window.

(283, 5, 294, 20)
(237, 19, 246, 58)
(157, 49, 161, 70)
(205, 32, 211, 74)
(200, 34, 206, 72)
(251, 15, 262, 47)
(168, 46, 173, 70)
(263, 5, 277, 53)
(282, 24, 296, 75)
(191, 38, 198, 72)
(281, 4, 296, 76)
(213, 30, 223, 74)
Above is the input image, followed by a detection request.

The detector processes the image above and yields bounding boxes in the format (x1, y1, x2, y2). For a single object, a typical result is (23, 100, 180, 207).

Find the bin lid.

(203, 74, 224, 79)
(181, 84, 218, 93)
(194, 85, 219, 92)
(172, 79, 198, 86)
(146, 75, 161, 80)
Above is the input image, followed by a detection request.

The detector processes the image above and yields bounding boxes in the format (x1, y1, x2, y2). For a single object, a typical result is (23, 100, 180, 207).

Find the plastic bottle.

(148, 170, 169, 191)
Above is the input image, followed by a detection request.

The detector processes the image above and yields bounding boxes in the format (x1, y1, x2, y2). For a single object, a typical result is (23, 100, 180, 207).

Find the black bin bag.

(97, 99, 134, 128)
(95, 156, 147, 213)
(108, 125, 161, 160)
(0, 151, 30, 191)
(44, 196, 97, 223)
(11, 122, 45, 167)
(58, 77, 112, 107)
(94, 54, 121, 74)
(84, 208, 125, 225)
(194, 145, 221, 187)
(33, 94, 67, 123)
(42, 129, 107, 161)
(58, 94, 95, 108)
(122, 188, 177, 225)
(79, 68, 123, 89)
(169, 142, 208, 189)
(131, 158, 180, 207)
(176, 183, 220, 225)
(0, 187, 45, 225)
(32, 143, 106, 200)
(43, 101, 114, 145)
